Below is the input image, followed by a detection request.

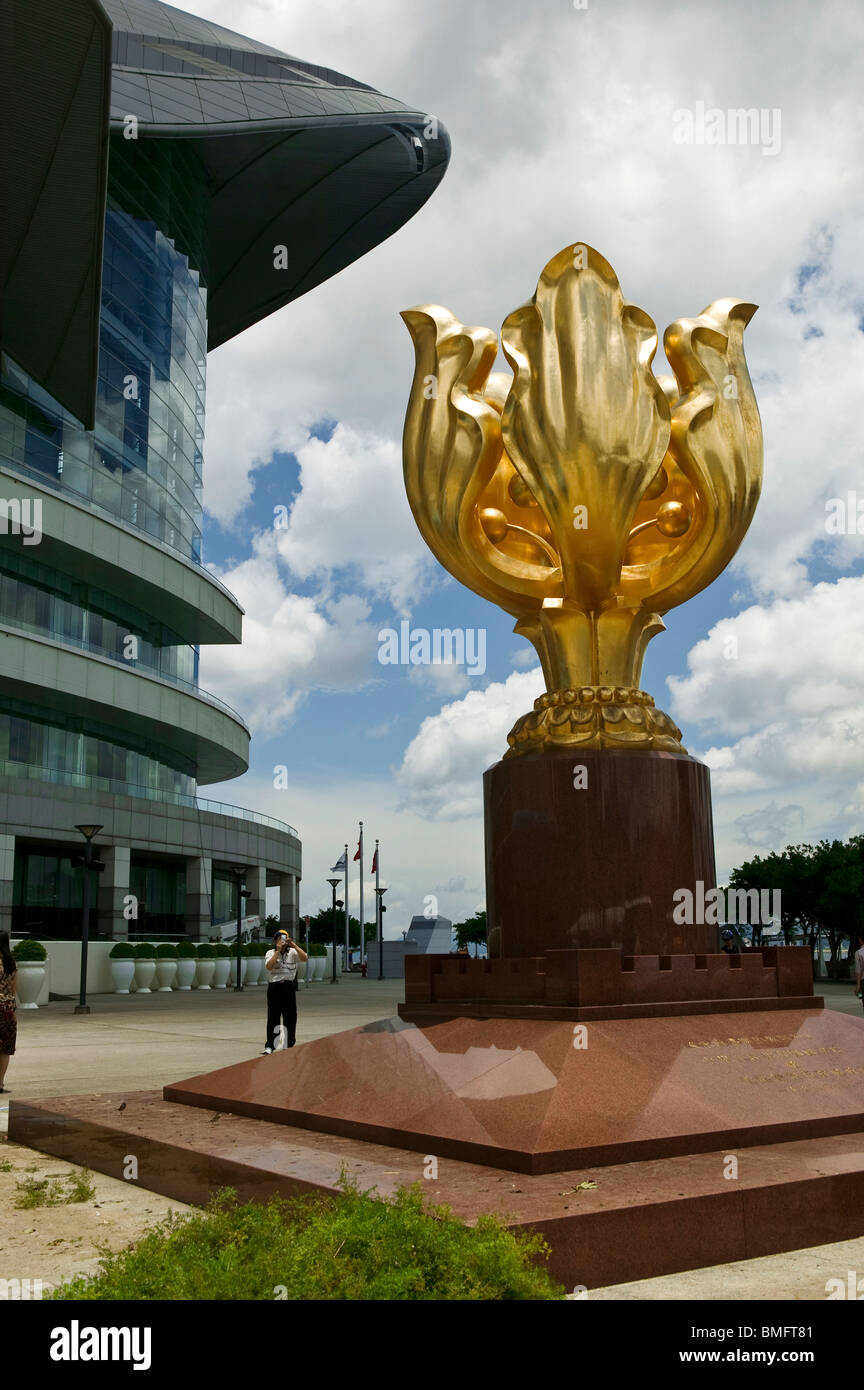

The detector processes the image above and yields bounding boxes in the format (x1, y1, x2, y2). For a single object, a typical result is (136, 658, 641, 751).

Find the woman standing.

(0, 932, 17, 1094)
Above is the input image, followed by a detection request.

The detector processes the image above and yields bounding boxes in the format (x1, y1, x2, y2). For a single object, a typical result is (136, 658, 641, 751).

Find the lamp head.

(75, 823, 103, 842)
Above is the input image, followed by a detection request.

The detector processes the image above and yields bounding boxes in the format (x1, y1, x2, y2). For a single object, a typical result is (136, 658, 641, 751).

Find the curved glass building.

(0, 0, 449, 956)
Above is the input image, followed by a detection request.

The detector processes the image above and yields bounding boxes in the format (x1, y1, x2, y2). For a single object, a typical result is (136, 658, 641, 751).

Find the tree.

(728, 837, 864, 978)
(453, 910, 487, 953)
(300, 909, 376, 948)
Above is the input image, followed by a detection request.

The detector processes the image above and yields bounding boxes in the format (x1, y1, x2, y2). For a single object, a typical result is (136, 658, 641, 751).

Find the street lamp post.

(231, 867, 251, 991)
(375, 886, 387, 981)
(326, 878, 341, 983)
(72, 824, 104, 1015)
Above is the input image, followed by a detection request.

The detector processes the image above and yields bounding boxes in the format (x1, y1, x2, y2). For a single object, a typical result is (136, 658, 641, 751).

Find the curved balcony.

(0, 613, 246, 724)
(0, 758, 298, 839)
(0, 626, 248, 783)
(0, 464, 242, 647)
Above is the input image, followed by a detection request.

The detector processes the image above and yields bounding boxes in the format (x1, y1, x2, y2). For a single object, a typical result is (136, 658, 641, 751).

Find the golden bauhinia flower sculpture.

(401, 243, 763, 757)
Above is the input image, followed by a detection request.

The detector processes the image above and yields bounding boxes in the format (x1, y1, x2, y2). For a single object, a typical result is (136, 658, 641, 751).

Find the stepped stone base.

(160, 1007, 864, 1175)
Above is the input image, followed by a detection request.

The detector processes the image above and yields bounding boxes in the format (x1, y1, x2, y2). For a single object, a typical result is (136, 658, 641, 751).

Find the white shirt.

(265, 946, 298, 983)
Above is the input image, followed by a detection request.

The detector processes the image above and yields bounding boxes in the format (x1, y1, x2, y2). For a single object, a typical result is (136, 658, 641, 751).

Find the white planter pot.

(15, 960, 46, 1009)
(314, 956, 327, 981)
(226, 957, 245, 988)
(212, 957, 231, 989)
(245, 956, 262, 986)
(134, 958, 157, 993)
(196, 959, 216, 990)
(155, 960, 178, 992)
(175, 957, 196, 990)
(110, 959, 136, 994)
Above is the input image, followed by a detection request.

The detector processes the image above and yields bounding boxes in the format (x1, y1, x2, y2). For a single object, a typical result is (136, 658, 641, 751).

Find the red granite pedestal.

(484, 748, 718, 958)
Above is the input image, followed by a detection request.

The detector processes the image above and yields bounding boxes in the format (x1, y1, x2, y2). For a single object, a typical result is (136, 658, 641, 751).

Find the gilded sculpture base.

(505, 685, 684, 757)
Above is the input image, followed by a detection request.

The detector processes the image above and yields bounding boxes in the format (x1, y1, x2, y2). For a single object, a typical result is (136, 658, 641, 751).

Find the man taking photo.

(262, 929, 308, 1054)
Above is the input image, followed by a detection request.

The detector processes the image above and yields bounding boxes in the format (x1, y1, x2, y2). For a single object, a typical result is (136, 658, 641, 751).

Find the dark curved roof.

(1, 0, 112, 430)
(2, 0, 450, 425)
(103, 0, 451, 350)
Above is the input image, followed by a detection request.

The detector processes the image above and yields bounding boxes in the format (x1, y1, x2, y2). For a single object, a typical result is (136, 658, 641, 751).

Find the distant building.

(371, 914, 453, 979)
(405, 915, 454, 954)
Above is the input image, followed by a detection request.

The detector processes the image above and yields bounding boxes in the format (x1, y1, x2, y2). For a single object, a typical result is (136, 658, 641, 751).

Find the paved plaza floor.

(1, 977, 862, 1299)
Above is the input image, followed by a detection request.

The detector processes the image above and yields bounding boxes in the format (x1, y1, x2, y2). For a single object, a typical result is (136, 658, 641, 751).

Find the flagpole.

(343, 842, 349, 971)
(358, 820, 364, 968)
(375, 838, 381, 980)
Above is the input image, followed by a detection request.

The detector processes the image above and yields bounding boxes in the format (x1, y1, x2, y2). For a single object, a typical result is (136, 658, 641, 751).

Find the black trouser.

(266, 980, 297, 1049)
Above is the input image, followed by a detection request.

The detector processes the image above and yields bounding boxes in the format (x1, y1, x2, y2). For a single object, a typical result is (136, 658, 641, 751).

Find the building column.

(98, 846, 131, 940)
(246, 865, 266, 926)
(186, 856, 212, 940)
(278, 873, 298, 934)
(0, 834, 15, 936)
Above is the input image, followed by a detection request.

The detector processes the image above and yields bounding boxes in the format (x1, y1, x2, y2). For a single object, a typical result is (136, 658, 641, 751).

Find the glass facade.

(0, 134, 213, 802)
(12, 850, 187, 940)
(0, 549, 198, 685)
(129, 859, 186, 937)
(12, 849, 101, 941)
(0, 697, 195, 800)
(0, 135, 208, 563)
(212, 873, 246, 928)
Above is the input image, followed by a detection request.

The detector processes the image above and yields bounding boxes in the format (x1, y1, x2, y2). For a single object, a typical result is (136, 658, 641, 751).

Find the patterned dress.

(0, 966, 17, 1055)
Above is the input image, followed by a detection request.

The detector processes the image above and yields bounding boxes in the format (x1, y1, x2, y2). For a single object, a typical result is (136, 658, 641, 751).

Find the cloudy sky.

(184, 0, 864, 930)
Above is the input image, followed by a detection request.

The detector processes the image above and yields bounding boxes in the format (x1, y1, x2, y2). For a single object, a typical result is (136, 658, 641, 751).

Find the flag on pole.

(330, 850, 347, 872)
(371, 847, 378, 874)
(353, 835, 362, 862)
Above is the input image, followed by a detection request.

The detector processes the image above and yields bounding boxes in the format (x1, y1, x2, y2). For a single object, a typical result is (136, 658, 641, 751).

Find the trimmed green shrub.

(12, 939, 47, 962)
(214, 944, 232, 959)
(108, 942, 136, 960)
(176, 940, 197, 959)
(196, 943, 215, 959)
(49, 1181, 564, 1301)
(255, 940, 270, 957)
(134, 941, 156, 959)
(155, 943, 177, 959)
(310, 942, 328, 958)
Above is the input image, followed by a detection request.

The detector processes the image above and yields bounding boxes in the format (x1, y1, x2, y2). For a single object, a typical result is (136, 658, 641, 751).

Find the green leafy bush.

(134, 941, 156, 959)
(155, 943, 177, 959)
(176, 940, 197, 959)
(255, 941, 270, 957)
(214, 944, 232, 959)
(108, 942, 136, 960)
(196, 943, 215, 959)
(50, 1182, 564, 1301)
(310, 943, 328, 958)
(12, 939, 47, 962)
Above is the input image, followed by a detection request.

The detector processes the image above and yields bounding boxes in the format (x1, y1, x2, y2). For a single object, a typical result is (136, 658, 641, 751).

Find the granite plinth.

(163, 1008, 864, 1174)
(484, 749, 718, 958)
(402, 945, 815, 1018)
(10, 1091, 864, 1288)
